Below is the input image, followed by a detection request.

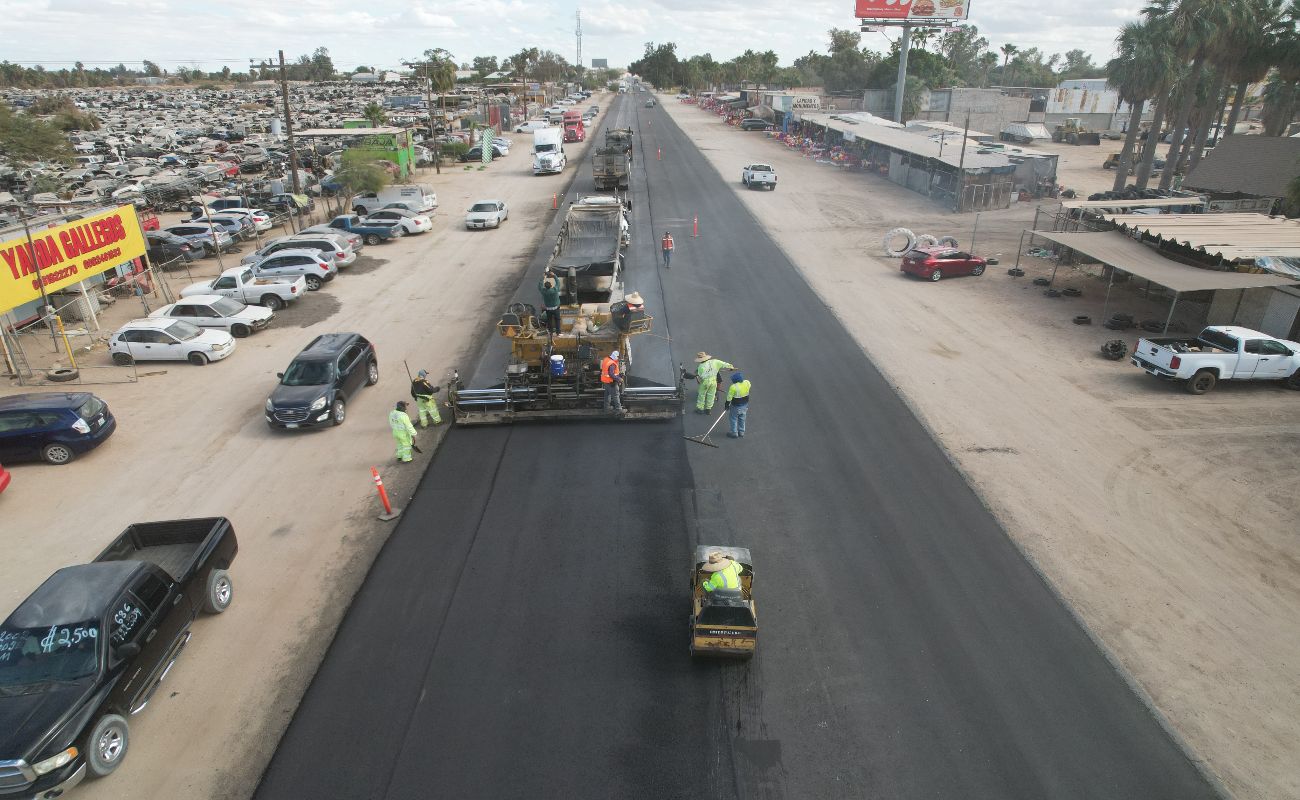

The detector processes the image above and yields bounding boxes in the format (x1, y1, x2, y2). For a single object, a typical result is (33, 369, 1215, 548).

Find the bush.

(440, 141, 469, 159)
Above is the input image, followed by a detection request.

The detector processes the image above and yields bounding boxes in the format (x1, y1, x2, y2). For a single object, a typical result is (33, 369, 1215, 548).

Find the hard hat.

(395, 400, 408, 410)
(731, 372, 744, 383)
(610, 350, 620, 360)
(417, 369, 428, 377)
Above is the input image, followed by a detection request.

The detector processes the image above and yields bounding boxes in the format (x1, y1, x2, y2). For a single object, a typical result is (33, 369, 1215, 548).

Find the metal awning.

(1059, 197, 1206, 210)
(1101, 212, 1300, 260)
(1025, 229, 1299, 335)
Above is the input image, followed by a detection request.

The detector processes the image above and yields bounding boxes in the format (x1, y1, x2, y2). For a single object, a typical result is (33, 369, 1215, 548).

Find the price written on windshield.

(111, 602, 144, 643)
(39, 625, 98, 654)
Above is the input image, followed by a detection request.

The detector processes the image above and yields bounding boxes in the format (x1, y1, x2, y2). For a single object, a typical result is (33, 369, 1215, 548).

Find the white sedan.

(109, 318, 236, 366)
(362, 209, 433, 234)
(465, 200, 508, 230)
(149, 294, 274, 337)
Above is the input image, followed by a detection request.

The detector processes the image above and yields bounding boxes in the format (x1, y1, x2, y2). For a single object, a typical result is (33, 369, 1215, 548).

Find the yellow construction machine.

(1052, 118, 1102, 146)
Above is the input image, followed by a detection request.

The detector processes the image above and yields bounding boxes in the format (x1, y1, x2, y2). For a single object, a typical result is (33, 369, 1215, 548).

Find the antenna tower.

(575, 8, 583, 69)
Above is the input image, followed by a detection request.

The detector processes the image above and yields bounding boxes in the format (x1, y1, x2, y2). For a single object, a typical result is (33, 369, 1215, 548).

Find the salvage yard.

(0, 104, 608, 800)
(661, 96, 1300, 800)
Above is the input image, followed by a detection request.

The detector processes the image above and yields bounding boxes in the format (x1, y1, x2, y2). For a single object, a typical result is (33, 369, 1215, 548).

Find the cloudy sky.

(0, 0, 1141, 75)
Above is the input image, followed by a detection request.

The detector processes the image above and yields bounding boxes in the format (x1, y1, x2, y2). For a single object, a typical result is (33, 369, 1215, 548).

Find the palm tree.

(1000, 43, 1019, 85)
(1222, 0, 1284, 136)
(1143, 0, 1246, 189)
(362, 102, 387, 128)
(1107, 20, 1174, 191)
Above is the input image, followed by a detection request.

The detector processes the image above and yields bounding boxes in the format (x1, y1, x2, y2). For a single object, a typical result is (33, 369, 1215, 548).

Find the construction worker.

(538, 269, 562, 334)
(688, 351, 733, 414)
(701, 551, 742, 595)
(661, 231, 674, 268)
(600, 349, 623, 413)
(725, 372, 751, 439)
(409, 369, 441, 427)
(389, 401, 418, 462)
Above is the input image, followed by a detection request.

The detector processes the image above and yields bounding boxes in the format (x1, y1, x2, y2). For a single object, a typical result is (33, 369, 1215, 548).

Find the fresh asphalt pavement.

(255, 95, 1221, 799)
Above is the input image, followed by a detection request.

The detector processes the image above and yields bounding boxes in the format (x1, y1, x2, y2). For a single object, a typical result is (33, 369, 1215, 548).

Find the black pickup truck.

(0, 518, 237, 798)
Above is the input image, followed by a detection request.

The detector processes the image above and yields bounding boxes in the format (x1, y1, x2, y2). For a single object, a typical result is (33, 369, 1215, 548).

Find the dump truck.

(592, 145, 631, 191)
(605, 127, 634, 165)
(447, 202, 682, 424)
(1051, 118, 1102, 145)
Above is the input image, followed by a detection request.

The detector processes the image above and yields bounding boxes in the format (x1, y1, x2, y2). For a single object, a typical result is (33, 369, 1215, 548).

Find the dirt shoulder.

(662, 98, 1299, 800)
(0, 98, 612, 800)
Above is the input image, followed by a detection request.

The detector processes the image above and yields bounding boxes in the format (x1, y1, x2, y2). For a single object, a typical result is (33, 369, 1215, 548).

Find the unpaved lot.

(662, 97, 1299, 800)
(0, 100, 609, 799)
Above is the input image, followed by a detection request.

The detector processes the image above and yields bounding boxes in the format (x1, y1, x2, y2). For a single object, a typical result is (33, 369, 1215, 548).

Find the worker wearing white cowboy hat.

(685, 351, 734, 414)
(700, 551, 742, 594)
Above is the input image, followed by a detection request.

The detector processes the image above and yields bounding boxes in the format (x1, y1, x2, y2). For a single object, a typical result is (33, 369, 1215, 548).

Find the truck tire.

(85, 714, 129, 777)
(883, 227, 916, 257)
(1186, 370, 1217, 394)
(353, 206, 367, 216)
(202, 569, 233, 614)
(331, 397, 347, 426)
(304, 275, 323, 291)
(260, 294, 285, 311)
(365, 359, 379, 386)
(364, 233, 381, 246)
(1285, 370, 1300, 390)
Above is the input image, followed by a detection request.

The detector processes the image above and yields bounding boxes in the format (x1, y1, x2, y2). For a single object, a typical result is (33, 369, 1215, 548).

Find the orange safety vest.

(662, 234, 674, 251)
(600, 356, 620, 384)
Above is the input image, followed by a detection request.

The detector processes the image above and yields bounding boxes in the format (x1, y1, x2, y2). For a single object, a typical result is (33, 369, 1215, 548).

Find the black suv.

(740, 118, 773, 131)
(264, 333, 377, 429)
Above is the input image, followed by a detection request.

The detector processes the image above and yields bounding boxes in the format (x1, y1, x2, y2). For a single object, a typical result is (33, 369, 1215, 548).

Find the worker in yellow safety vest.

(701, 551, 742, 594)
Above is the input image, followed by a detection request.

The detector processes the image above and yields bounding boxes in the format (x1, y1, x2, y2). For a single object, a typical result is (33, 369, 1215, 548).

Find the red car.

(0, 462, 10, 494)
(901, 247, 987, 281)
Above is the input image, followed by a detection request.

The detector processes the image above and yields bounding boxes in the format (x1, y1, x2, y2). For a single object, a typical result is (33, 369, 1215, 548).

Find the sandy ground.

(661, 98, 1299, 800)
(0, 98, 610, 799)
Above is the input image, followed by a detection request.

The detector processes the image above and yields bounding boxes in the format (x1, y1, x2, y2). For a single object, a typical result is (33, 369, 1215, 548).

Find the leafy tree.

(310, 47, 335, 81)
(0, 103, 72, 163)
(333, 151, 390, 201)
(1059, 49, 1105, 80)
(1108, 19, 1175, 190)
(473, 55, 499, 76)
(142, 59, 162, 78)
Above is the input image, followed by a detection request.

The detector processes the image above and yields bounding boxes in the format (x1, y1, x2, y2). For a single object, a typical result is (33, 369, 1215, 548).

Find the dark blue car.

(0, 392, 116, 465)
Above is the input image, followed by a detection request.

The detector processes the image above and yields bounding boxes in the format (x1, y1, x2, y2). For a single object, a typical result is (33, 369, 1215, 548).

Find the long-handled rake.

(684, 410, 727, 448)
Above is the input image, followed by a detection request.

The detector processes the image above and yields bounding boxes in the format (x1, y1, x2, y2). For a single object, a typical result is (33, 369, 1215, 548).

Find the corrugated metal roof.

(797, 113, 1014, 170)
(1101, 212, 1300, 259)
(1031, 230, 1299, 292)
(1182, 135, 1300, 198)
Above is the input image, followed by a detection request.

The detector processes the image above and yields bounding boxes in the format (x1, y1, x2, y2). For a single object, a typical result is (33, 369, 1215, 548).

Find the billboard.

(0, 205, 146, 314)
(591, 58, 609, 69)
(855, 0, 971, 20)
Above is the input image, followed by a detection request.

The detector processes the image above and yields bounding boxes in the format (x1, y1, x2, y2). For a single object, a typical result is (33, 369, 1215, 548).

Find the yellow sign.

(0, 205, 147, 314)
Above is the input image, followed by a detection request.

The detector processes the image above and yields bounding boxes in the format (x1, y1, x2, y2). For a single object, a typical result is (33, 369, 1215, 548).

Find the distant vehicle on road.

(1131, 325, 1300, 394)
(0, 392, 115, 465)
(740, 118, 773, 132)
(265, 333, 378, 429)
(149, 295, 274, 338)
(465, 200, 508, 229)
(0, 517, 238, 794)
(361, 209, 433, 234)
(900, 247, 987, 281)
(109, 318, 236, 366)
(514, 119, 549, 133)
(741, 163, 777, 190)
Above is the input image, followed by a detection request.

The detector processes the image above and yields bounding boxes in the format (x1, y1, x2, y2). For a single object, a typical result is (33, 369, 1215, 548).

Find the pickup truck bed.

(95, 517, 236, 583)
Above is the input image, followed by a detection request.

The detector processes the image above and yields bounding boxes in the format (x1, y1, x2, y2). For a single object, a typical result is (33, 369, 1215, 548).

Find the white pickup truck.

(181, 267, 306, 311)
(741, 164, 777, 191)
(1131, 325, 1300, 394)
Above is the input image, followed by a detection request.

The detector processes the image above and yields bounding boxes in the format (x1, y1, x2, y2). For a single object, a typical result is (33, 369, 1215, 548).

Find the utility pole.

(278, 50, 302, 195)
(404, 60, 441, 174)
(893, 23, 911, 124)
(575, 7, 583, 72)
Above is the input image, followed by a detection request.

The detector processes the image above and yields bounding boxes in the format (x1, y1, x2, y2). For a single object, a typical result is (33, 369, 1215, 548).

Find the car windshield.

(470, 203, 497, 213)
(164, 320, 203, 340)
(210, 297, 246, 316)
(0, 623, 100, 688)
(281, 359, 332, 386)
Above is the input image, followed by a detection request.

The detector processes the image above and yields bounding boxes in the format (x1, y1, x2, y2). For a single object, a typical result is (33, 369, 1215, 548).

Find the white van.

(351, 184, 438, 215)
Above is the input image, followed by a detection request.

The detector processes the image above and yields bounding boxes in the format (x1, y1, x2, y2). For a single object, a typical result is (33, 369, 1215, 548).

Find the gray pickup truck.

(0, 518, 238, 797)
